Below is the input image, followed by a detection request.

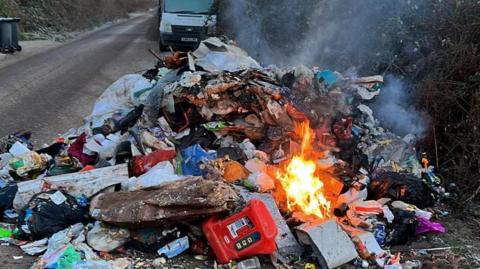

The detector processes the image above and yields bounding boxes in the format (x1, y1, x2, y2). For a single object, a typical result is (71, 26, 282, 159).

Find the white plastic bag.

(86, 74, 154, 128)
(121, 161, 186, 191)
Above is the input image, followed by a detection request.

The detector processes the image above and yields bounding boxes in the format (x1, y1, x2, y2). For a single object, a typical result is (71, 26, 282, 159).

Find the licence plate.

(181, 37, 198, 42)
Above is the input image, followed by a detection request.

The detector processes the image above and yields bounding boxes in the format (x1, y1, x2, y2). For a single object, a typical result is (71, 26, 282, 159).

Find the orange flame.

(276, 121, 331, 219)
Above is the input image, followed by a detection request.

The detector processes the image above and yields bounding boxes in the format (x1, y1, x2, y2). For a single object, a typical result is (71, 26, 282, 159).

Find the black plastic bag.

(17, 190, 88, 239)
(36, 142, 65, 157)
(386, 208, 418, 245)
(368, 172, 435, 208)
(0, 184, 17, 216)
(177, 127, 216, 150)
(93, 105, 144, 136)
(217, 147, 247, 163)
(115, 105, 144, 133)
(127, 227, 175, 253)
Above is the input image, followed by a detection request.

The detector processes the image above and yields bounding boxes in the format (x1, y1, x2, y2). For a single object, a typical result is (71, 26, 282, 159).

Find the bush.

(417, 1, 480, 204)
(0, 0, 21, 17)
(3, 0, 155, 39)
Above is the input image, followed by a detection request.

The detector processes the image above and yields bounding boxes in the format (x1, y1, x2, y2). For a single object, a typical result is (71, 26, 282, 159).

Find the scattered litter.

(8, 142, 30, 157)
(20, 238, 48, 255)
(122, 161, 186, 191)
(86, 221, 130, 252)
(236, 256, 261, 269)
(0, 37, 451, 269)
(50, 190, 67, 205)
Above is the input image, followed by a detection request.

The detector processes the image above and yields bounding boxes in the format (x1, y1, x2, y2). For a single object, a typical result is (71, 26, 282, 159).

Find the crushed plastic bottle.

(157, 236, 189, 258)
(404, 260, 422, 269)
(237, 256, 261, 269)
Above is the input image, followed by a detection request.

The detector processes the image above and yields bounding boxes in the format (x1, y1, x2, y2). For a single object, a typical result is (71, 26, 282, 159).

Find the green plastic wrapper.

(0, 228, 12, 238)
(202, 121, 227, 131)
(57, 245, 81, 269)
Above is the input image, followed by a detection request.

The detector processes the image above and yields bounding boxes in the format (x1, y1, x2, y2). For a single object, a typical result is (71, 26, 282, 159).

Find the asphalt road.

(0, 13, 160, 146)
(0, 13, 161, 269)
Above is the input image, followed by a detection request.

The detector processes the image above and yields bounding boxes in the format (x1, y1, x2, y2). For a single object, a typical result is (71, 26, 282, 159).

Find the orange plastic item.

(223, 161, 249, 183)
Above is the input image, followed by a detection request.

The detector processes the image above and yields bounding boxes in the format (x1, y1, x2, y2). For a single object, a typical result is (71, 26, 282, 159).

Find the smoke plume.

(372, 76, 428, 137)
(220, 0, 431, 136)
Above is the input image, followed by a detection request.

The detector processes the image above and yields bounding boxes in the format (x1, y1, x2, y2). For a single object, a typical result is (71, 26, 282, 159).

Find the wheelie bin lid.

(0, 17, 21, 22)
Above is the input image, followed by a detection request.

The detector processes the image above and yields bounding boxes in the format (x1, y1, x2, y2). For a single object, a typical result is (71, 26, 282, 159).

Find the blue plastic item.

(181, 144, 217, 176)
(0, 179, 6, 189)
(157, 236, 189, 258)
(73, 261, 112, 269)
(315, 70, 338, 88)
(76, 195, 89, 207)
(373, 224, 386, 246)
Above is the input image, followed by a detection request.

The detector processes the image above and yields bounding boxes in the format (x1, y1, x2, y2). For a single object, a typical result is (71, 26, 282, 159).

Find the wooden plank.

(90, 178, 241, 228)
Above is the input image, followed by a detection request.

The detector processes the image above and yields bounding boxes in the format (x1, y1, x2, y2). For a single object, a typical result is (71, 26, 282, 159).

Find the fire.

(276, 121, 331, 220)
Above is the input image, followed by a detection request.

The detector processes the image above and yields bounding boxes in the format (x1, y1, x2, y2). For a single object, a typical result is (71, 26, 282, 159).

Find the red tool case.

(202, 199, 278, 264)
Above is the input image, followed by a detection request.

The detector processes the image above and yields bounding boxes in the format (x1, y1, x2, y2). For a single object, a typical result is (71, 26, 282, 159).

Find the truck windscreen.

(164, 0, 214, 14)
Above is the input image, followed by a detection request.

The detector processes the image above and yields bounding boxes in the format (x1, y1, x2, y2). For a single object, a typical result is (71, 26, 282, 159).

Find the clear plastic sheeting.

(191, 37, 261, 72)
(86, 221, 130, 252)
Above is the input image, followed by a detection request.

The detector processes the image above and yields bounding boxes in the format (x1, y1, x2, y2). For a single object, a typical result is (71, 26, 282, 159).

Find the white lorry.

(158, 0, 216, 50)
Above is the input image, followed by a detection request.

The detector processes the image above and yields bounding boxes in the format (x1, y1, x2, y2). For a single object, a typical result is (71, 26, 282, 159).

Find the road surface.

(0, 12, 160, 146)
(0, 12, 160, 269)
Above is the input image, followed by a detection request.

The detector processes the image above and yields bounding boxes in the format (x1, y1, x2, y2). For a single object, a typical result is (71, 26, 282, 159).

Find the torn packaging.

(175, 72, 292, 126)
(191, 37, 261, 72)
(13, 164, 129, 210)
(296, 220, 358, 269)
(87, 221, 130, 252)
(90, 178, 240, 228)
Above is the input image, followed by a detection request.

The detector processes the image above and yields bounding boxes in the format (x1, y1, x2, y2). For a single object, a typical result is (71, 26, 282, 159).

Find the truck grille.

(172, 25, 204, 34)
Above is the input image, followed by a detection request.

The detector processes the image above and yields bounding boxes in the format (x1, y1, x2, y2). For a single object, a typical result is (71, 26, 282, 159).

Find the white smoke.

(221, 0, 430, 136)
(372, 76, 428, 137)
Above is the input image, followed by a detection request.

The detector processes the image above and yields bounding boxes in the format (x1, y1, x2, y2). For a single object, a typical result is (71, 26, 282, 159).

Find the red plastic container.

(131, 149, 176, 176)
(202, 199, 278, 264)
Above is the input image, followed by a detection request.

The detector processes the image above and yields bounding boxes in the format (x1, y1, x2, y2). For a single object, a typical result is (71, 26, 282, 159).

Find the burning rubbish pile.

(0, 37, 451, 268)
